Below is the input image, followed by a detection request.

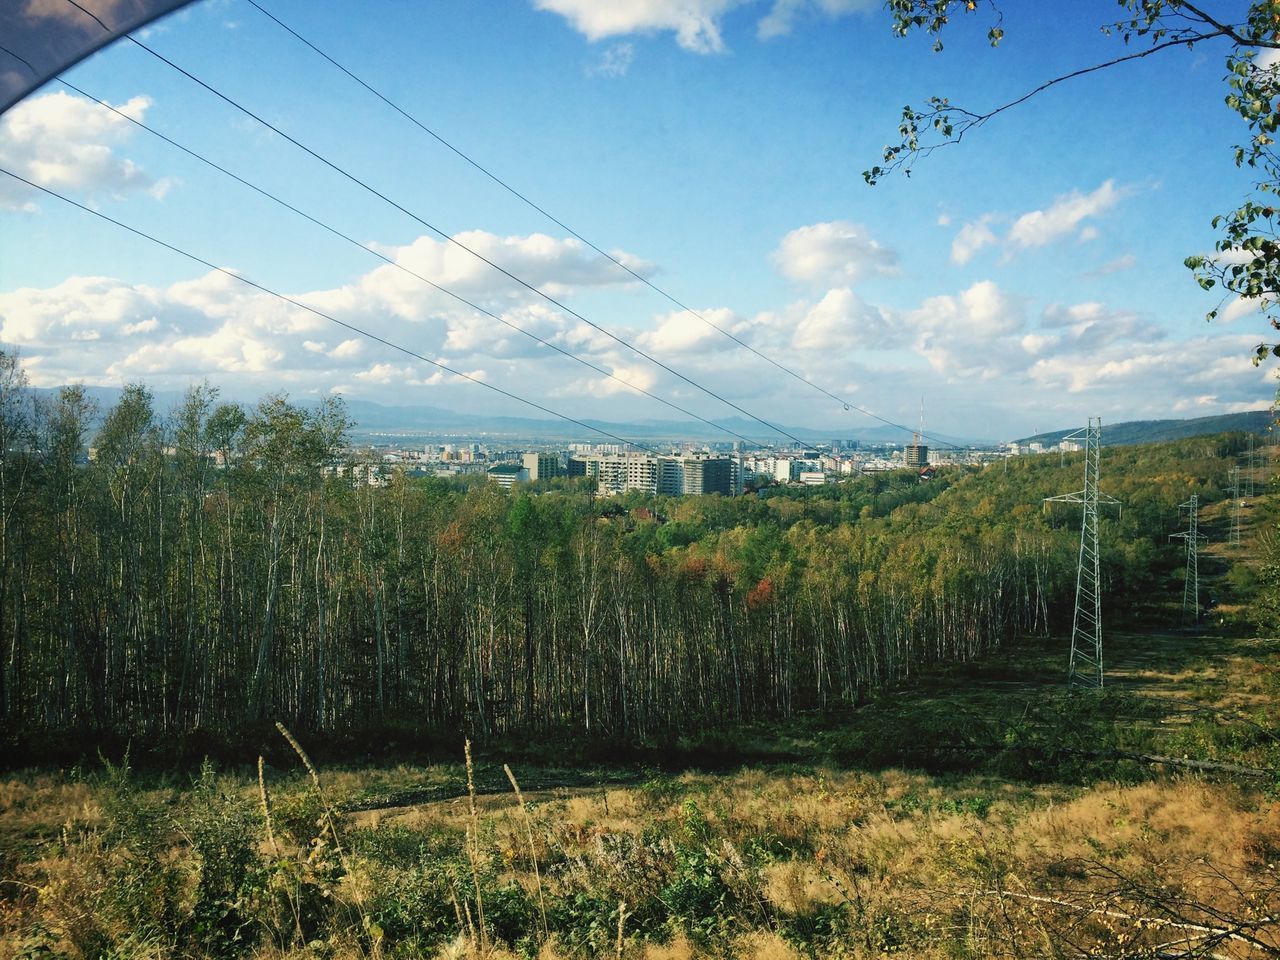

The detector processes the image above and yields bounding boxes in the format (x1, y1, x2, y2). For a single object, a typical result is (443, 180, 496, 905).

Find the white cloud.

(907, 280, 1028, 380)
(951, 183, 1127, 266)
(0, 226, 665, 407)
(1008, 180, 1121, 249)
(1085, 253, 1137, 278)
(1020, 333, 1059, 355)
(0, 91, 171, 210)
(559, 361, 660, 398)
(327, 230, 654, 321)
(533, 0, 743, 53)
(791, 287, 890, 350)
(637, 307, 731, 353)
(1026, 332, 1267, 400)
(950, 215, 998, 265)
(355, 362, 412, 384)
(757, 0, 873, 39)
(914, 280, 1025, 339)
(1218, 295, 1273, 324)
(588, 42, 636, 76)
(2, 231, 1273, 437)
(122, 318, 158, 335)
(773, 221, 897, 286)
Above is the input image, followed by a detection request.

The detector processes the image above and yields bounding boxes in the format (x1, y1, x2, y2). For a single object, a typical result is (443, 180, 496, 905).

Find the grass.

(0, 624, 1277, 958)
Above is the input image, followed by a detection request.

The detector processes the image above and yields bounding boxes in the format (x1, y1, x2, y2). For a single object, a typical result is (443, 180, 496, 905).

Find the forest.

(0, 352, 1252, 753)
(2, 352, 1279, 959)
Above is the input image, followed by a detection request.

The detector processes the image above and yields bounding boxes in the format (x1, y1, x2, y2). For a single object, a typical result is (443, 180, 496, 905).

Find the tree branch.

(1178, 0, 1280, 48)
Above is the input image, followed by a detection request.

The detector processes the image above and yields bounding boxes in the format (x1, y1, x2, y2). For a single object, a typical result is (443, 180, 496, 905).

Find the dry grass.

(2, 629, 1277, 958)
(2, 759, 1275, 959)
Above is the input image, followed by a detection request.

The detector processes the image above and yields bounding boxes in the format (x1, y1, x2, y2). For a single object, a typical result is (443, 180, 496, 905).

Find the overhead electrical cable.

(56, 79, 768, 449)
(240, 0, 960, 450)
(0, 42, 39, 75)
(59, 0, 809, 449)
(0, 166, 664, 455)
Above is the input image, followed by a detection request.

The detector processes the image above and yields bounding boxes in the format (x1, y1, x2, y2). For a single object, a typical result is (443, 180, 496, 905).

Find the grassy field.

(1, 623, 1277, 960)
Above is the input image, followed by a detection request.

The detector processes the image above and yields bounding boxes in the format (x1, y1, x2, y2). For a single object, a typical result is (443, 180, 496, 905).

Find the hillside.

(1016, 409, 1273, 447)
(2, 428, 1278, 958)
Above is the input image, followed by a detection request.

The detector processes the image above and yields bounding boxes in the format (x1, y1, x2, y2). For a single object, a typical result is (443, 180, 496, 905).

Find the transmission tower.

(1170, 495, 1207, 624)
(1245, 435, 1256, 497)
(1229, 465, 1242, 546)
(1044, 417, 1121, 689)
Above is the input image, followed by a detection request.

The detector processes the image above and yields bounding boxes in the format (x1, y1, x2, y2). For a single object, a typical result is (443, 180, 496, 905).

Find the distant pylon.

(1229, 465, 1242, 546)
(1245, 435, 1256, 497)
(1170, 495, 1207, 624)
(1044, 417, 1121, 689)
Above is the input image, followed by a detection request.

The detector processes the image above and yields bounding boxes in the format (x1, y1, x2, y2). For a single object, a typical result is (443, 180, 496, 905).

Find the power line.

(0, 166, 663, 455)
(55, 79, 767, 450)
(59, 0, 809, 449)
(241, 0, 960, 450)
(0, 42, 39, 75)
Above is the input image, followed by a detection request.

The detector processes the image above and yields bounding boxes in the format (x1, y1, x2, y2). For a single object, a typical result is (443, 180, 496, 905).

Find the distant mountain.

(1015, 410, 1274, 448)
(340, 405, 980, 447)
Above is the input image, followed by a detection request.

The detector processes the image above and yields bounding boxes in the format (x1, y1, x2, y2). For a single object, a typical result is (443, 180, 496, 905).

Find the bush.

(180, 761, 266, 958)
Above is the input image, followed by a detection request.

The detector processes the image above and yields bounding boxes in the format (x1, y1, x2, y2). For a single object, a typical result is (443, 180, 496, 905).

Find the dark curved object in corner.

(1, 0, 198, 116)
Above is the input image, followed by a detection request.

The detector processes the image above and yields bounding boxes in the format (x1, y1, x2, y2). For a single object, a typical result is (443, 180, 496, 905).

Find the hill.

(1016, 409, 1273, 447)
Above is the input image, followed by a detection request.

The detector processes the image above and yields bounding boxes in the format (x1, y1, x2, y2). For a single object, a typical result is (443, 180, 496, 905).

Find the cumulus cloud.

(323, 231, 654, 321)
(0, 225, 661, 396)
(757, 0, 874, 39)
(1008, 180, 1122, 249)
(905, 280, 1028, 381)
(0, 90, 171, 210)
(914, 280, 1026, 340)
(773, 221, 897, 286)
(532, 0, 743, 53)
(950, 215, 998, 265)
(558, 361, 660, 398)
(1026, 332, 1266, 400)
(791, 288, 891, 351)
(2, 222, 1272, 435)
(637, 307, 732, 354)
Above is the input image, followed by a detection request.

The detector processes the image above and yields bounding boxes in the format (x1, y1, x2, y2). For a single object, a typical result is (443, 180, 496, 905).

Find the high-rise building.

(521, 451, 562, 482)
(905, 431, 929, 468)
(680, 455, 734, 495)
(574, 453, 736, 496)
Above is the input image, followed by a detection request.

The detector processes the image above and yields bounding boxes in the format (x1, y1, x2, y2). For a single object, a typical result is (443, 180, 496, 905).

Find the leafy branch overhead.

(870, 1, 1280, 362)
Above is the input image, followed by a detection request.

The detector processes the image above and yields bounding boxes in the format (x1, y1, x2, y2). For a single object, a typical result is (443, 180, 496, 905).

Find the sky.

(0, 0, 1274, 444)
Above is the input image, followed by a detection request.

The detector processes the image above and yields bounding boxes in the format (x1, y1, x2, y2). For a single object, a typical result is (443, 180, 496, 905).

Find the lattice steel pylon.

(1045, 418, 1121, 689)
(1170, 495, 1207, 624)
(1246, 436, 1257, 497)
(1229, 465, 1242, 546)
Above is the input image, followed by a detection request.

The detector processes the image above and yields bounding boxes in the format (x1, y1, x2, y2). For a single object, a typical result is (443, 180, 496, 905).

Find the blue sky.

(0, 0, 1273, 442)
